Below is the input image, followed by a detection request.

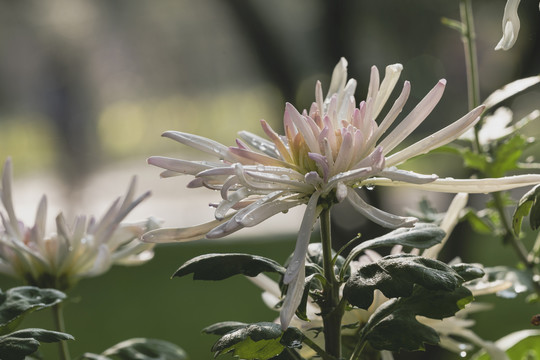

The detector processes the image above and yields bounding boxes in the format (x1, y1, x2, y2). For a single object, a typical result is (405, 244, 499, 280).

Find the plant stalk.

(320, 207, 343, 358)
(459, 0, 482, 152)
(52, 303, 71, 360)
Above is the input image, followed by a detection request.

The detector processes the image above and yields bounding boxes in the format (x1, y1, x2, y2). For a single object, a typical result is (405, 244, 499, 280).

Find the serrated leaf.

(212, 322, 286, 360)
(0, 287, 66, 335)
(512, 184, 540, 236)
(345, 223, 446, 271)
(360, 286, 474, 352)
(0, 328, 73, 360)
(484, 75, 540, 111)
(472, 330, 540, 360)
(173, 254, 285, 280)
(101, 338, 188, 360)
(464, 209, 495, 234)
(462, 149, 489, 173)
(343, 254, 465, 309)
(203, 322, 248, 336)
(490, 134, 528, 177)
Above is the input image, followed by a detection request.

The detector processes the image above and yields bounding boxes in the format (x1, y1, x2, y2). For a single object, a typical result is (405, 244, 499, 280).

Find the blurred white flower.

(495, 0, 539, 50)
(144, 58, 540, 328)
(0, 158, 158, 290)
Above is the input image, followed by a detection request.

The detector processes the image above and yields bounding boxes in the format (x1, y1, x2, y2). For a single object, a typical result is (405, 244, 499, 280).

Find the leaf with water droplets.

(173, 253, 286, 281)
(0, 287, 66, 335)
(211, 322, 303, 360)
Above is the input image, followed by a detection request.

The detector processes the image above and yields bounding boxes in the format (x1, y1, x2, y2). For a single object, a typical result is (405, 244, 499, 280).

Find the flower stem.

(320, 207, 343, 358)
(459, 0, 482, 152)
(52, 303, 71, 360)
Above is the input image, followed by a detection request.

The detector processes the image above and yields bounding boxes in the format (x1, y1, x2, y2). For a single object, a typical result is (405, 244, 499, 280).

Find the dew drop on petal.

(365, 184, 375, 190)
(256, 165, 265, 172)
(459, 351, 467, 358)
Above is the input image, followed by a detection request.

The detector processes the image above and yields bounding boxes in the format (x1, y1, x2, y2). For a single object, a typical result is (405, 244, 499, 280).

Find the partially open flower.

(144, 58, 540, 328)
(495, 0, 540, 51)
(0, 158, 158, 291)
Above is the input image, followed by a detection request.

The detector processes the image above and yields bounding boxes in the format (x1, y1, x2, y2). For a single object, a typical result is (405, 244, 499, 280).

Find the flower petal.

(142, 217, 231, 243)
(368, 174, 540, 193)
(346, 188, 417, 228)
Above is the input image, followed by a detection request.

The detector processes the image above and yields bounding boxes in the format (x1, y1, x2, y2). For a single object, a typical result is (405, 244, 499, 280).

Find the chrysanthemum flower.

(0, 158, 157, 291)
(495, 0, 540, 51)
(144, 58, 540, 328)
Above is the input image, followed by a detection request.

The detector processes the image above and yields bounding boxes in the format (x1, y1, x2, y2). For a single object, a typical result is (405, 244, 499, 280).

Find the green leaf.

(203, 322, 248, 336)
(451, 263, 485, 282)
(344, 223, 446, 275)
(361, 286, 474, 352)
(343, 254, 466, 309)
(101, 338, 188, 360)
(464, 209, 495, 234)
(512, 184, 540, 236)
(0, 287, 66, 335)
(472, 330, 540, 360)
(211, 322, 302, 360)
(490, 134, 528, 177)
(173, 253, 285, 280)
(0, 328, 73, 360)
(462, 149, 489, 173)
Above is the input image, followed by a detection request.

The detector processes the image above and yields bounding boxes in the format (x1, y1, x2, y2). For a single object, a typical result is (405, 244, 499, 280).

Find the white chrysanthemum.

(144, 58, 540, 328)
(0, 158, 158, 290)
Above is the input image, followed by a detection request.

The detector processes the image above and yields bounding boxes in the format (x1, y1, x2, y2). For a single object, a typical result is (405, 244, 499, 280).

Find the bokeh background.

(1, 0, 540, 359)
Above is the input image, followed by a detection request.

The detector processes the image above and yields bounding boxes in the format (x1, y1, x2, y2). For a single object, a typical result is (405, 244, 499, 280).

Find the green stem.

(492, 192, 540, 293)
(459, 0, 482, 152)
(302, 336, 338, 360)
(52, 303, 71, 360)
(320, 207, 343, 358)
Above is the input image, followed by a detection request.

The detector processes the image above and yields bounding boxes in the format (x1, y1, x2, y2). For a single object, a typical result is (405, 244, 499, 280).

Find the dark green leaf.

(451, 263, 485, 282)
(344, 254, 465, 309)
(344, 224, 446, 272)
(512, 184, 540, 236)
(173, 253, 285, 280)
(212, 322, 292, 360)
(0, 328, 73, 360)
(0, 287, 66, 335)
(101, 338, 188, 360)
(202, 322, 248, 336)
(361, 285, 473, 352)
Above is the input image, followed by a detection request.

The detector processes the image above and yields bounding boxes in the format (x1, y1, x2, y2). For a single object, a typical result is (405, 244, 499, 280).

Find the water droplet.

(365, 184, 375, 190)
(459, 351, 467, 358)
(256, 165, 265, 172)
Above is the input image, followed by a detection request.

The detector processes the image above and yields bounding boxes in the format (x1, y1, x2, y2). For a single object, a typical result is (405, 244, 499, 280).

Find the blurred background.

(0, 0, 539, 359)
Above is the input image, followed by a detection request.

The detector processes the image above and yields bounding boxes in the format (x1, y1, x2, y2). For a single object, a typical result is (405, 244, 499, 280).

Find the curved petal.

(346, 188, 417, 228)
(386, 105, 484, 166)
(142, 217, 231, 243)
(368, 175, 540, 193)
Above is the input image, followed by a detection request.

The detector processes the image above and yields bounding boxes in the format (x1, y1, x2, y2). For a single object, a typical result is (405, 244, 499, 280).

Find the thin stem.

(459, 0, 482, 152)
(302, 336, 338, 360)
(52, 303, 71, 360)
(492, 192, 540, 293)
(320, 207, 343, 358)
(349, 340, 367, 360)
